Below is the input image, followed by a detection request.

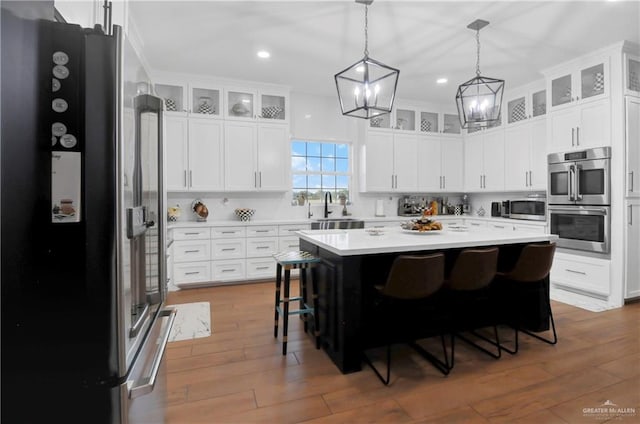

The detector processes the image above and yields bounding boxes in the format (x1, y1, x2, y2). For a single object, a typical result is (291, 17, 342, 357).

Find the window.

(291, 140, 350, 202)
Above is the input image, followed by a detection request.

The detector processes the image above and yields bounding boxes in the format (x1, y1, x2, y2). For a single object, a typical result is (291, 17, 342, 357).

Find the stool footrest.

(280, 296, 303, 303)
(276, 305, 315, 316)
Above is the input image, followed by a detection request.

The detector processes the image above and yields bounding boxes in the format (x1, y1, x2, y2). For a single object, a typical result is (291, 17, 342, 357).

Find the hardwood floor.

(165, 281, 640, 423)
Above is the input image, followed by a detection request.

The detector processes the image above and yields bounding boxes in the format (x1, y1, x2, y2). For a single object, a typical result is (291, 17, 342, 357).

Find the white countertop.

(296, 227, 557, 256)
(167, 215, 547, 229)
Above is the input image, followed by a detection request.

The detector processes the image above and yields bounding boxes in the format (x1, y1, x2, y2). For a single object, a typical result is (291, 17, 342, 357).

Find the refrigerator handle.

(129, 308, 176, 399)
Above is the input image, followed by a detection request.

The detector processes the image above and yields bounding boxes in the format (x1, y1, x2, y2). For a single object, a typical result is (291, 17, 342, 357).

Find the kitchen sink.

(311, 218, 365, 230)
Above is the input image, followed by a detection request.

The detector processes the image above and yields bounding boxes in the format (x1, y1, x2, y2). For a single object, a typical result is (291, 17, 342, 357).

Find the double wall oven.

(547, 147, 611, 253)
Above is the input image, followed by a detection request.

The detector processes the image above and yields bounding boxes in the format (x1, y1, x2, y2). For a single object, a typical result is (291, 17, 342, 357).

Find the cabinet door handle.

(259, 171, 262, 188)
(566, 269, 586, 275)
(256, 246, 270, 250)
(443, 175, 446, 189)
(630, 205, 634, 225)
(479, 175, 483, 189)
(221, 231, 236, 234)
(255, 230, 270, 233)
(494, 225, 506, 229)
(630, 171, 635, 192)
(287, 244, 298, 248)
(256, 266, 270, 270)
(183, 170, 187, 187)
(185, 271, 200, 275)
(576, 126, 580, 145)
(287, 228, 301, 232)
(184, 232, 201, 235)
(221, 269, 236, 273)
(184, 249, 200, 253)
(391, 175, 395, 189)
(571, 128, 575, 146)
(221, 248, 236, 251)
(254, 172, 257, 188)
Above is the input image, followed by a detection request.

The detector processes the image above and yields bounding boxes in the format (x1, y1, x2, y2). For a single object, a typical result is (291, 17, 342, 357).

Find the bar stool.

(362, 253, 449, 385)
(495, 242, 557, 354)
(444, 247, 500, 368)
(273, 250, 321, 355)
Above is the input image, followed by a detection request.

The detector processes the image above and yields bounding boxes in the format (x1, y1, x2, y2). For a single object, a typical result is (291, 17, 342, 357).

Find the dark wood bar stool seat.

(444, 247, 500, 368)
(495, 242, 557, 354)
(362, 253, 449, 385)
(273, 250, 321, 355)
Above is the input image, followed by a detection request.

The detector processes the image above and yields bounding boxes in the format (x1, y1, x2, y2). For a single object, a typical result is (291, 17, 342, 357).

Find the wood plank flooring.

(165, 282, 640, 423)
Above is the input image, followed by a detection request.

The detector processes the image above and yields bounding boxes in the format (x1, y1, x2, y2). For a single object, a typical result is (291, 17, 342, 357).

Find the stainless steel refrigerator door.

(115, 25, 166, 377)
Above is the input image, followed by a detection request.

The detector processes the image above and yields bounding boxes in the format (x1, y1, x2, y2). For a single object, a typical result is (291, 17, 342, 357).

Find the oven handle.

(568, 164, 576, 201)
(549, 207, 608, 215)
(575, 164, 583, 201)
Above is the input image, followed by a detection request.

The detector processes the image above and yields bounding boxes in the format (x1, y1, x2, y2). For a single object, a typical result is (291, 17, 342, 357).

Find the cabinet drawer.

(211, 239, 246, 259)
(513, 224, 546, 233)
(212, 260, 245, 281)
(211, 226, 246, 238)
(174, 261, 211, 284)
(246, 258, 276, 279)
(551, 253, 610, 296)
(465, 220, 487, 229)
(278, 236, 300, 252)
(246, 237, 278, 258)
(173, 227, 211, 240)
(247, 225, 278, 237)
(278, 224, 311, 236)
(173, 240, 211, 262)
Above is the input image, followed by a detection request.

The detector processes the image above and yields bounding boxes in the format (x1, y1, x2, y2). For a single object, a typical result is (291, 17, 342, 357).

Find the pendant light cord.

(475, 29, 481, 76)
(364, 4, 369, 57)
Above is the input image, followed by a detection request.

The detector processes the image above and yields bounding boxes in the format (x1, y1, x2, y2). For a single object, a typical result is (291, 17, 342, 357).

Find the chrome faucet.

(324, 192, 333, 218)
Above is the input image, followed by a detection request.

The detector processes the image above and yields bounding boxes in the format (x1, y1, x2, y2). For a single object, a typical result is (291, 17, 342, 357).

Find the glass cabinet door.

(581, 63, 605, 100)
(443, 114, 461, 134)
(551, 74, 572, 107)
(226, 90, 255, 119)
(531, 89, 546, 117)
(154, 83, 185, 113)
(395, 108, 416, 131)
(369, 112, 392, 129)
(191, 86, 221, 117)
(627, 56, 640, 93)
(419, 112, 438, 133)
(507, 96, 527, 124)
(260, 93, 286, 121)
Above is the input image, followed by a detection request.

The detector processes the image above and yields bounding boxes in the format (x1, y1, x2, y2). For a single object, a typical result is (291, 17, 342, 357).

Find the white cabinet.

(549, 98, 610, 152)
(224, 87, 289, 123)
(504, 82, 546, 125)
(464, 130, 505, 191)
(417, 135, 463, 192)
(551, 251, 611, 297)
(624, 53, 640, 96)
(625, 199, 640, 299)
(361, 130, 418, 192)
(224, 122, 288, 191)
(548, 57, 609, 111)
(504, 119, 547, 191)
(165, 116, 224, 191)
(626, 97, 640, 197)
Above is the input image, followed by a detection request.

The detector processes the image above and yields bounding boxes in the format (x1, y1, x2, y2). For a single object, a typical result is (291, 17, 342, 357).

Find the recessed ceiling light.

(257, 50, 270, 59)
(436, 78, 448, 84)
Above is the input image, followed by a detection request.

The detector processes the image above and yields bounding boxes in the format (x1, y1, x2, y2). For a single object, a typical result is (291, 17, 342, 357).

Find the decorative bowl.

(262, 106, 283, 119)
(235, 208, 255, 221)
(192, 199, 209, 222)
(231, 102, 250, 116)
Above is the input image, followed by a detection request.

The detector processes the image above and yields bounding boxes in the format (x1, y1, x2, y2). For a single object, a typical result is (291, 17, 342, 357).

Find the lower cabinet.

(551, 251, 611, 297)
(170, 222, 310, 287)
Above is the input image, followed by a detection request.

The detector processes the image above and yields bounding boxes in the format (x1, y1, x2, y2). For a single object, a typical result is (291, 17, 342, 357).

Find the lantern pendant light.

(455, 19, 504, 129)
(335, 0, 400, 119)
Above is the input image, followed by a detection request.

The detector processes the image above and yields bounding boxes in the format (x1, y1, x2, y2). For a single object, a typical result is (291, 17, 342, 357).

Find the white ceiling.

(130, 1, 640, 105)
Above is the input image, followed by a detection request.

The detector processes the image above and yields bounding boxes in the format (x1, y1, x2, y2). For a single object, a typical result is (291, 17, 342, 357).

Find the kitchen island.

(297, 227, 558, 374)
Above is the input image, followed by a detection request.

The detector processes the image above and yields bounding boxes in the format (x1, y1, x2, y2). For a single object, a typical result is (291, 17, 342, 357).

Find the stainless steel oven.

(548, 147, 610, 205)
(548, 205, 610, 253)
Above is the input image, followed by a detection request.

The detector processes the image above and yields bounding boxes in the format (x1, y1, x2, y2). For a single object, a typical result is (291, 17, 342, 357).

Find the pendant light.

(335, 0, 399, 119)
(455, 19, 504, 129)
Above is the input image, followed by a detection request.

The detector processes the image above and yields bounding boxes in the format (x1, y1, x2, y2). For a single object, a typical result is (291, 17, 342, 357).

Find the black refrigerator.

(1, 2, 175, 423)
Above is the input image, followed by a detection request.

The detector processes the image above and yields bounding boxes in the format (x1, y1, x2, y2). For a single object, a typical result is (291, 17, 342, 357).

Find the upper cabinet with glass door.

(549, 56, 609, 111)
(415, 109, 461, 135)
(505, 81, 546, 125)
(394, 108, 416, 132)
(225, 88, 257, 121)
(154, 81, 188, 116)
(189, 84, 222, 119)
(624, 53, 640, 96)
(258, 90, 289, 123)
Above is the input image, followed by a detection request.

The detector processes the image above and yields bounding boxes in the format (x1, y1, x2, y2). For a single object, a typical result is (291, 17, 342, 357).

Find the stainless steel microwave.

(509, 198, 546, 221)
